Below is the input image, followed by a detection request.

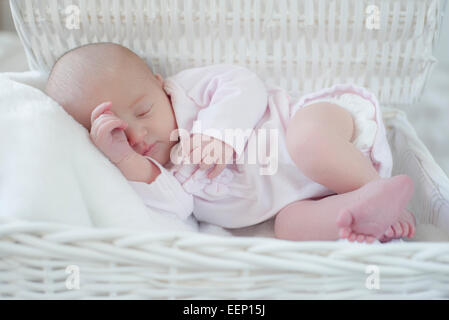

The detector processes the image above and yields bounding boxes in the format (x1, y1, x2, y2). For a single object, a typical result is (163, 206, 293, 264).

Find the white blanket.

(0, 71, 199, 233)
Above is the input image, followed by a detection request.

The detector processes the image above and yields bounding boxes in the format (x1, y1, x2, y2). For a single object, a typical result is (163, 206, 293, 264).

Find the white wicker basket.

(2, 0, 449, 299)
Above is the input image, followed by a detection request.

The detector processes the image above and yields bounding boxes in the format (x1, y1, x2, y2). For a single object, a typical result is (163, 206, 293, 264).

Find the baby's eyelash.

(137, 105, 153, 117)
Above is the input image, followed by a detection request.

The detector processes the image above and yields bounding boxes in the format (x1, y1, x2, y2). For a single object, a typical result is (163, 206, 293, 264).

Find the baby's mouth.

(142, 143, 157, 156)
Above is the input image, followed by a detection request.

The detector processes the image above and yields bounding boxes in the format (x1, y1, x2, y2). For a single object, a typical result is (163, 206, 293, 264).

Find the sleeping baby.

(45, 42, 416, 243)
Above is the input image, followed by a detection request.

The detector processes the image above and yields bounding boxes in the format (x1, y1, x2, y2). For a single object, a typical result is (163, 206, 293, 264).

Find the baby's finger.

(97, 120, 126, 142)
(93, 118, 126, 141)
(91, 113, 119, 137)
(207, 163, 226, 179)
(186, 134, 204, 158)
(188, 145, 203, 165)
(180, 137, 194, 160)
(200, 142, 219, 165)
(91, 101, 112, 125)
(91, 118, 119, 141)
(199, 160, 214, 171)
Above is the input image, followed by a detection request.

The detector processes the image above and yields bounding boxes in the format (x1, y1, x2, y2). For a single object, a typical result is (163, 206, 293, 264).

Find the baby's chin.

(144, 143, 171, 166)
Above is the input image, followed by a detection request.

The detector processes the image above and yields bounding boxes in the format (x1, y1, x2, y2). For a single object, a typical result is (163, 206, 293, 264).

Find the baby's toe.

(401, 221, 409, 238)
(392, 222, 402, 238)
(366, 236, 376, 244)
(408, 223, 416, 238)
(384, 226, 394, 238)
(356, 235, 365, 243)
(336, 209, 354, 229)
(348, 233, 357, 242)
(339, 227, 351, 239)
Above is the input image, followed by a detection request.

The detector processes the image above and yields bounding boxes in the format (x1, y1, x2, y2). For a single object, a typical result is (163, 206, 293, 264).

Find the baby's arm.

(193, 66, 268, 157)
(172, 65, 268, 157)
(116, 152, 161, 184)
(90, 102, 161, 184)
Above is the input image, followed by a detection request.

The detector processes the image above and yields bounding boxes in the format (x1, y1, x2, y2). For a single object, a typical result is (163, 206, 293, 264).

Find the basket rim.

(1, 218, 448, 249)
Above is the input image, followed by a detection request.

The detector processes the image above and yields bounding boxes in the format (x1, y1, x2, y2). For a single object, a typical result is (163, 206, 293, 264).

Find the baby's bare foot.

(379, 209, 416, 243)
(336, 175, 414, 242)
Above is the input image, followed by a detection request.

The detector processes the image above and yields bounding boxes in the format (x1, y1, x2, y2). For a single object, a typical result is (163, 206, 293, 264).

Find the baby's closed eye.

(137, 104, 153, 117)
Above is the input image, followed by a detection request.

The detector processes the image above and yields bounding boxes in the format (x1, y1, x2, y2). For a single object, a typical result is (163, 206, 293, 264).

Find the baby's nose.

(126, 126, 148, 147)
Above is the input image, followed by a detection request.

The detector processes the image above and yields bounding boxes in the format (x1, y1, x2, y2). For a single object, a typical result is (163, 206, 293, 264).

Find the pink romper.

(129, 64, 393, 228)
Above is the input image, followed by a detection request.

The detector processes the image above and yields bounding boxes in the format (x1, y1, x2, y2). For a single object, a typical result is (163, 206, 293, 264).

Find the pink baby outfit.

(128, 64, 393, 228)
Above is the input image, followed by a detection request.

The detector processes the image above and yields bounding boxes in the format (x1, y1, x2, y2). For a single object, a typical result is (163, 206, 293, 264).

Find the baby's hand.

(90, 102, 135, 165)
(180, 133, 235, 179)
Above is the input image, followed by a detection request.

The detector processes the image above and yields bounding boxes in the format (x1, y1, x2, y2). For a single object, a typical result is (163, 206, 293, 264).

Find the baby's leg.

(283, 102, 415, 241)
(274, 175, 414, 242)
(286, 102, 379, 194)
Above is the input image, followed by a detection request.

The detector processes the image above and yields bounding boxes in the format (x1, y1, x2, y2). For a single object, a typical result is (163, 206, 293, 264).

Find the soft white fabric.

(0, 72, 198, 233)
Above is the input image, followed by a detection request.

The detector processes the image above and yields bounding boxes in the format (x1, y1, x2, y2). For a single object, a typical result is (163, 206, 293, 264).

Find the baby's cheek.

(161, 144, 175, 166)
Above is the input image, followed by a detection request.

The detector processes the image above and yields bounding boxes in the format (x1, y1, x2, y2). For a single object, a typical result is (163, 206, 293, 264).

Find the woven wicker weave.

(11, 0, 445, 105)
(2, 0, 449, 299)
(0, 218, 448, 299)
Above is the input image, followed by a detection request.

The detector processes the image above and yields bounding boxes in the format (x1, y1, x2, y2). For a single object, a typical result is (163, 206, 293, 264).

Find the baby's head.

(45, 42, 178, 166)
